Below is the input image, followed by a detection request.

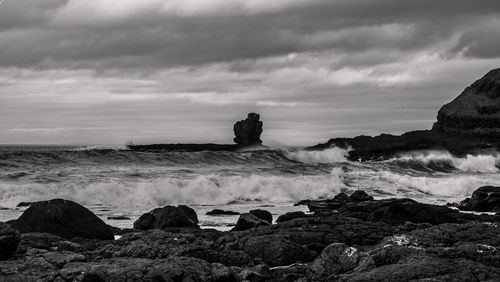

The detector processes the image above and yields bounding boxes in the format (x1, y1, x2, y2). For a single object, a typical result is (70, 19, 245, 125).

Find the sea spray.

(285, 147, 349, 164)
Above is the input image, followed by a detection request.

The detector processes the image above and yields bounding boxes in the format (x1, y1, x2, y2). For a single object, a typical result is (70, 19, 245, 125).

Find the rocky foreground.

(1, 187, 500, 282)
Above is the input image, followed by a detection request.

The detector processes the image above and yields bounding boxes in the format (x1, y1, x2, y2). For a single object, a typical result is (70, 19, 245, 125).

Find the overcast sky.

(1, 0, 500, 146)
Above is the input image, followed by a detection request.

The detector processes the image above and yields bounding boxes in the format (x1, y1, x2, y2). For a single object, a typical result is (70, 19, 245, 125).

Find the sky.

(1, 0, 500, 146)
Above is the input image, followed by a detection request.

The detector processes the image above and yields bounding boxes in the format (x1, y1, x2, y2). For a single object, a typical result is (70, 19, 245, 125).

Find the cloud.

(1, 0, 500, 145)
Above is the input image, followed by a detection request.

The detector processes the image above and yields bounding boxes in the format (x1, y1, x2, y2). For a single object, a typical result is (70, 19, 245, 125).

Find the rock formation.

(433, 68, 500, 136)
(133, 205, 199, 230)
(0, 222, 20, 260)
(233, 113, 263, 146)
(459, 186, 500, 212)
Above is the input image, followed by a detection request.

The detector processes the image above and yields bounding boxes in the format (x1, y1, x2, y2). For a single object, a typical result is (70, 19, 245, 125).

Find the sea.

(1, 145, 499, 231)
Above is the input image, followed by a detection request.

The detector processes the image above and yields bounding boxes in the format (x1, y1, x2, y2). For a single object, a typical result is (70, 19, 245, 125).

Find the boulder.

(9, 199, 114, 240)
(133, 205, 199, 230)
(276, 211, 309, 223)
(349, 190, 374, 202)
(458, 186, 500, 212)
(308, 243, 362, 280)
(233, 113, 263, 146)
(206, 209, 240, 216)
(433, 68, 500, 136)
(232, 213, 270, 231)
(0, 222, 20, 260)
(249, 209, 273, 224)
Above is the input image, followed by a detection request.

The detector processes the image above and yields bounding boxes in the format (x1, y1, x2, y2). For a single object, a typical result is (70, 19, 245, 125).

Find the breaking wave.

(285, 147, 348, 164)
(388, 151, 499, 173)
(0, 168, 346, 208)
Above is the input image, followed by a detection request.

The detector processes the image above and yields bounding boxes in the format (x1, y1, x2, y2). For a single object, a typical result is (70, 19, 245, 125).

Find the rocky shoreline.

(1, 186, 500, 281)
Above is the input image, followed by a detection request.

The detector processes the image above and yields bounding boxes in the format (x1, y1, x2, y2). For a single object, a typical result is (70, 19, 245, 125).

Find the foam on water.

(390, 151, 499, 173)
(0, 168, 346, 208)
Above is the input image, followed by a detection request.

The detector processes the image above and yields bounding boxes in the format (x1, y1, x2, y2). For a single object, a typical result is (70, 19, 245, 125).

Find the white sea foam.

(285, 147, 348, 164)
(0, 170, 346, 208)
(392, 151, 499, 173)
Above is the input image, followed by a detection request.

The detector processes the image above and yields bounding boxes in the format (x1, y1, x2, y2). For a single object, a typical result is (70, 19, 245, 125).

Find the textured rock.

(308, 243, 362, 281)
(249, 209, 273, 224)
(133, 205, 199, 230)
(0, 222, 20, 260)
(232, 213, 271, 231)
(349, 190, 374, 202)
(9, 199, 114, 240)
(459, 186, 500, 212)
(233, 113, 263, 146)
(433, 68, 500, 136)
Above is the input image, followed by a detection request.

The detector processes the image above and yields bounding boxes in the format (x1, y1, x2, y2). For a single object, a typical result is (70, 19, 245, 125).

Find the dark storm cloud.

(0, 0, 499, 69)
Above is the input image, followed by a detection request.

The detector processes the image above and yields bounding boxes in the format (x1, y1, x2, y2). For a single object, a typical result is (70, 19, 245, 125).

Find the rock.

(433, 68, 500, 137)
(206, 209, 240, 216)
(249, 209, 273, 224)
(306, 192, 351, 212)
(9, 199, 114, 240)
(276, 211, 309, 223)
(308, 243, 362, 281)
(133, 205, 199, 230)
(177, 205, 199, 224)
(349, 190, 374, 202)
(107, 216, 131, 220)
(458, 186, 500, 212)
(232, 213, 271, 231)
(0, 222, 20, 260)
(241, 234, 314, 267)
(16, 202, 34, 208)
(233, 113, 263, 146)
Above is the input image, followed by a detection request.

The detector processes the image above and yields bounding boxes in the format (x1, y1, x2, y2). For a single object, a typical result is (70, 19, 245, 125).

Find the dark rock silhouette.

(308, 69, 500, 160)
(232, 213, 270, 231)
(134, 205, 199, 230)
(459, 186, 500, 212)
(276, 211, 309, 223)
(8, 199, 114, 240)
(249, 209, 273, 223)
(0, 222, 20, 260)
(206, 209, 240, 216)
(233, 113, 263, 146)
(433, 68, 500, 137)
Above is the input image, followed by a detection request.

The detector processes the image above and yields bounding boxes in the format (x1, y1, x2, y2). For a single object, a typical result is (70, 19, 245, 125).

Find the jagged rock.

(249, 209, 273, 224)
(433, 68, 500, 137)
(133, 205, 199, 230)
(458, 186, 500, 212)
(232, 213, 271, 232)
(8, 199, 114, 240)
(233, 113, 263, 146)
(276, 211, 309, 223)
(206, 209, 240, 216)
(0, 222, 20, 260)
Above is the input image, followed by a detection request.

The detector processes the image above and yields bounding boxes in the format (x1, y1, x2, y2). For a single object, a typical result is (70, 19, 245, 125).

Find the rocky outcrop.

(0, 222, 20, 260)
(233, 113, 263, 146)
(459, 186, 500, 212)
(8, 199, 114, 240)
(308, 69, 500, 160)
(133, 205, 199, 230)
(433, 68, 500, 137)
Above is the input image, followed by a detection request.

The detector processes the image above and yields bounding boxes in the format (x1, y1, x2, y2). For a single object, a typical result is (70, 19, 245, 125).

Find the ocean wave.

(0, 169, 346, 208)
(285, 147, 348, 164)
(388, 151, 499, 173)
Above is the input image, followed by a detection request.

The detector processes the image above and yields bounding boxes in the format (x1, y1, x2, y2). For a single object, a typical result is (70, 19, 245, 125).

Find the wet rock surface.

(0, 223, 20, 260)
(233, 113, 263, 146)
(2, 193, 500, 281)
(133, 205, 200, 230)
(459, 186, 500, 212)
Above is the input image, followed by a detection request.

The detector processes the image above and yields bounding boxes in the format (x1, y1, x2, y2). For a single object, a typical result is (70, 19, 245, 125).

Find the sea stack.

(233, 113, 263, 146)
(433, 68, 500, 137)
